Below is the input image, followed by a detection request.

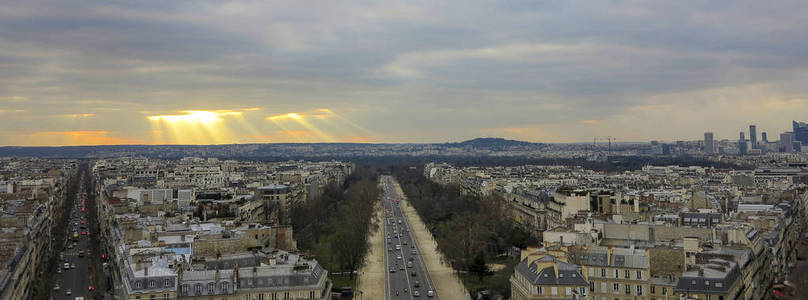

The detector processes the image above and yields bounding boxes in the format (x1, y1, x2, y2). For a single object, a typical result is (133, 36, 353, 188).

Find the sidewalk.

(357, 201, 386, 300)
(395, 182, 468, 300)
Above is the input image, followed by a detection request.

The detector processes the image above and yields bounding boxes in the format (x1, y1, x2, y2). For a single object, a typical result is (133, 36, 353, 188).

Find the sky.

(1, 1, 808, 146)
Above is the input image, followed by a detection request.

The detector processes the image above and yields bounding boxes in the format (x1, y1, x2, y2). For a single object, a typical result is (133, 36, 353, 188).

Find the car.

(413, 290, 421, 297)
(70, 263, 75, 269)
(411, 250, 417, 255)
(81, 231, 87, 235)
(397, 255, 402, 260)
(411, 245, 415, 249)
(399, 264, 404, 270)
(53, 284, 60, 291)
(411, 271, 416, 277)
(88, 286, 96, 291)
(395, 245, 401, 250)
(388, 247, 392, 252)
(80, 221, 85, 225)
(403, 240, 408, 245)
(414, 281, 421, 287)
(389, 268, 395, 273)
(427, 290, 434, 297)
(64, 263, 70, 270)
(57, 268, 62, 273)
(65, 289, 72, 295)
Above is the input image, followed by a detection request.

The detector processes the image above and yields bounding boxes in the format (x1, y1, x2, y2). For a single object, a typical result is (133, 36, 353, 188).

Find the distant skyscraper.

(749, 125, 757, 148)
(780, 132, 794, 152)
(761, 132, 768, 143)
(793, 121, 808, 145)
(738, 132, 747, 154)
(704, 132, 714, 154)
(662, 144, 672, 155)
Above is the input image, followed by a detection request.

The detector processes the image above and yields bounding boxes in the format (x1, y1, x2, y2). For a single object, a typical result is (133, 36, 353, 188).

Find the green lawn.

(330, 273, 357, 292)
(458, 256, 518, 296)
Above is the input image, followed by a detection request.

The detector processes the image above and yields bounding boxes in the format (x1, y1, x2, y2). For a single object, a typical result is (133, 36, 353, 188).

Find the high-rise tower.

(749, 125, 757, 148)
(704, 132, 714, 154)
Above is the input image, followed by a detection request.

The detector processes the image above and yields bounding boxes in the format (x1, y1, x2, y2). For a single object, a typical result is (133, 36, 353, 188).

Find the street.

(50, 170, 103, 300)
(381, 175, 438, 299)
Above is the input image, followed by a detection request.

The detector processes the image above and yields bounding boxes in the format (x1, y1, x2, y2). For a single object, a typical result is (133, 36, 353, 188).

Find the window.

(705, 280, 710, 286)
(149, 280, 155, 288)
(706, 296, 712, 300)
(195, 283, 202, 294)
(284, 292, 290, 299)
(636, 285, 643, 296)
(566, 287, 572, 295)
(625, 284, 631, 294)
(636, 270, 642, 280)
(208, 282, 215, 293)
(601, 282, 607, 293)
(715, 282, 723, 287)
(551, 287, 558, 295)
(589, 268, 595, 277)
(539, 287, 544, 295)
(590, 281, 595, 291)
(625, 270, 630, 278)
(222, 281, 229, 292)
(182, 284, 189, 296)
(559, 273, 564, 278)
(136, 281, 143, 288)
(579, 287, 587, 296)
(163, 294, 168, 300)
(614, 269, 619, 278)
(601, 268, 606, 277)
(259, 294, 265, 300)
(662, 287, 667, 295)
(310, 291, 315, 299)
(613, 283, 619, 292)
(650, 286, 655, 294)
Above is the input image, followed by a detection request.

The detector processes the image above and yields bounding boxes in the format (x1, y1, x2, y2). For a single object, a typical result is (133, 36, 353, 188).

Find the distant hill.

(0, 138, 548, 158)
(446, 137, 543, 148)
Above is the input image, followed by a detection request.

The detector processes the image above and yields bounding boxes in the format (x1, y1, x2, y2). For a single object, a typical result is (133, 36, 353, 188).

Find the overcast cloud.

(1, 0, 807, 145)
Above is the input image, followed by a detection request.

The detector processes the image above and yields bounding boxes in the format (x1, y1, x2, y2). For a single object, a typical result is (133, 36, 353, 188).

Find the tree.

(469, 251, 489, 282)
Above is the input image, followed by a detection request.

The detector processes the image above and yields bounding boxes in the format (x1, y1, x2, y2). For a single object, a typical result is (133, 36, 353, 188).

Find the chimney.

(144, 265, 149, 276)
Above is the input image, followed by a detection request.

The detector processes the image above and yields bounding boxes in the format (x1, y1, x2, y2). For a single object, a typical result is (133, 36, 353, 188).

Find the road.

(50, 171, 100, 300)
(381, 175, 437, 299)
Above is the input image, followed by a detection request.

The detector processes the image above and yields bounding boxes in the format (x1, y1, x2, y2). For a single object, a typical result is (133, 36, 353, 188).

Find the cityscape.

(2, 2, 808, 300)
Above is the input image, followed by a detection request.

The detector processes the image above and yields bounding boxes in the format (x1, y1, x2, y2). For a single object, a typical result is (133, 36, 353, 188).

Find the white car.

(63, 263, 70, 270)
(427, 290, 434, 297)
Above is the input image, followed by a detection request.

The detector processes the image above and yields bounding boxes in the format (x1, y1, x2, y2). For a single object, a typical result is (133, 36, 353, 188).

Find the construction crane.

(593, 136, 617, 154)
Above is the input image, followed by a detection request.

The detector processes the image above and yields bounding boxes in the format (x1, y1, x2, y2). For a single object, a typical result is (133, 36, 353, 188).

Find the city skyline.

(3, 1, 808, 145)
